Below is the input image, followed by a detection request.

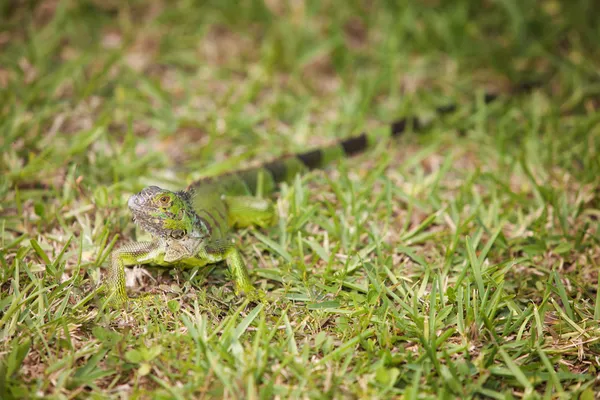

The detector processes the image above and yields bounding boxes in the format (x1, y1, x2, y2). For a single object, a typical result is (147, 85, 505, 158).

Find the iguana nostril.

(128, 194, 142, 209)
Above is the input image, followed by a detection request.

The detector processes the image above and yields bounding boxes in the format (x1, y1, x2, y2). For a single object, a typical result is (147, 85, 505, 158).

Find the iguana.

(105, 124, 407, 306)
(104, 85, 538, 307)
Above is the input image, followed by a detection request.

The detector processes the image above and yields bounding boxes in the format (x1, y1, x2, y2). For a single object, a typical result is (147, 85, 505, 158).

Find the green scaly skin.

(103, 83, 539, 307)
(104, 124, 401, 307)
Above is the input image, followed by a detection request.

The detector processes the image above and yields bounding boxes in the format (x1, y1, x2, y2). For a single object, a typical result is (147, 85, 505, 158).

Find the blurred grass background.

(1, 0, 599, 398)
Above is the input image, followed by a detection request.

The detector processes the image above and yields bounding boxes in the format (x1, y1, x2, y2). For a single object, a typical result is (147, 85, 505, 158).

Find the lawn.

(1, 0, 599, 398)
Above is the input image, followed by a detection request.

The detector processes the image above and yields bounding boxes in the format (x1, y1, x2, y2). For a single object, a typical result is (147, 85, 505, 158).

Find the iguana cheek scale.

(103, 85, 535, 307)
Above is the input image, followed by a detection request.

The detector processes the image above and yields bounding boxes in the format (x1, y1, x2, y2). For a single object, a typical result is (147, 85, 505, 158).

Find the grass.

(1, 0, 600, 398)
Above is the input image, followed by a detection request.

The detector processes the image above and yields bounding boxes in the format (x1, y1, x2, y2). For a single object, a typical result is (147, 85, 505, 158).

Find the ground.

(1, 0, 599, 398)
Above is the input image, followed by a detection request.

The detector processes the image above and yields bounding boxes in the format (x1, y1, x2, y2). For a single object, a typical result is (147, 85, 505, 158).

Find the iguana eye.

(170, 229, 185, 239)
(159, 195, 171, 206)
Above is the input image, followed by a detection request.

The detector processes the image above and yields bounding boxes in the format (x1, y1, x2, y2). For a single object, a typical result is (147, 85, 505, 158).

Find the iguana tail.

(188, 118, 415, 196)
(189, 81, 541, 196)
(242, 117, 417, 187)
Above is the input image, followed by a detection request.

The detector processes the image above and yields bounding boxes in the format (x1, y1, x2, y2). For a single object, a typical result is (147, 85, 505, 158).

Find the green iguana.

(104, 85, 537, 307)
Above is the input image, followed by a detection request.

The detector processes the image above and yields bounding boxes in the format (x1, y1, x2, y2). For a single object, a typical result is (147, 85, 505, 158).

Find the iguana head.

(128, 186, 196, 240)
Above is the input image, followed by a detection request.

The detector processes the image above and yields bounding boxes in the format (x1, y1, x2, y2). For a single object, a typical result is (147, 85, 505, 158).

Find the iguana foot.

(236, 285, 265, 302)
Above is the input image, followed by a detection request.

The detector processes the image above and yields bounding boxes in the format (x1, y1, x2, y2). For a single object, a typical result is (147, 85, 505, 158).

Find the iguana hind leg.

(223, 195, 277, 228)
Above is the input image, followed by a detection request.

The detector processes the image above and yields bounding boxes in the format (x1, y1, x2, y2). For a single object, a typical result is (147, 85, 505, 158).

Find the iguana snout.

(128, 186, 162, 211)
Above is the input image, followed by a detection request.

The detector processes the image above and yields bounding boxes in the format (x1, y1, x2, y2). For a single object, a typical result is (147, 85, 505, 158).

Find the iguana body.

(105, 121, 414, 306)
(105, 84, 538, 306)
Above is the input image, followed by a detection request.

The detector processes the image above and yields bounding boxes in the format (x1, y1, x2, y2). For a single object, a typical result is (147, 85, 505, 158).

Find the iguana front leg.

(105, 241, 163, 307)
(203, 239, 255, 295)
